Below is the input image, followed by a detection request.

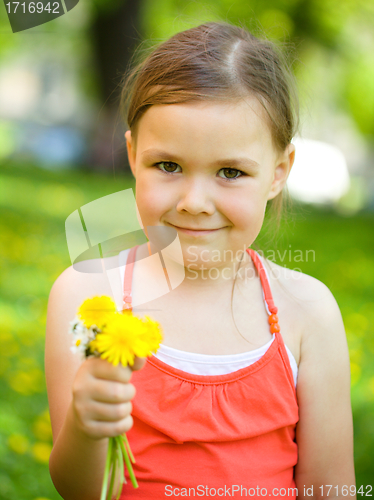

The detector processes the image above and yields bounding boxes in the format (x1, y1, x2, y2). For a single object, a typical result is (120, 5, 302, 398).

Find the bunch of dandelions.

(69, 296, 163, 500)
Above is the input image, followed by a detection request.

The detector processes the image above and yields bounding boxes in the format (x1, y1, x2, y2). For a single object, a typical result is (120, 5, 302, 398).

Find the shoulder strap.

(246, 249, 296, 390)
(246, 248, 281, 335)
(122, 245, 139, 311)
(246, 248, 278, 315)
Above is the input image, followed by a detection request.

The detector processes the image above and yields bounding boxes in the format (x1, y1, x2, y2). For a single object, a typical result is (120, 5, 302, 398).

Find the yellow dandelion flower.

(77, 296, 116, 328)
(134, 316, 163, 358)
(89, 312, 147, 366)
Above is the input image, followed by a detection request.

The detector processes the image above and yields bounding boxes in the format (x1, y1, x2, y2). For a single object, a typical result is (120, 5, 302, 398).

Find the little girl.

(45, 22, 356, 500)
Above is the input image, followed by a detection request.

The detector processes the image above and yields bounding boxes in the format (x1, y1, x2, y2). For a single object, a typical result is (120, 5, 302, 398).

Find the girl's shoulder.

(265, 259, 341, 319)
(49, 258, 116, 322)
(264, 259, 346, 366)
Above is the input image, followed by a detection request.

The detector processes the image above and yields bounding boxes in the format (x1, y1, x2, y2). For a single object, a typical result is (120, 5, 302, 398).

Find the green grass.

(0, 161, 373, 498)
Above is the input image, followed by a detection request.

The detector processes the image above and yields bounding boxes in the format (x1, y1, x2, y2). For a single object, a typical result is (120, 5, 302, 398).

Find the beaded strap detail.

(246, 248, 280, 334)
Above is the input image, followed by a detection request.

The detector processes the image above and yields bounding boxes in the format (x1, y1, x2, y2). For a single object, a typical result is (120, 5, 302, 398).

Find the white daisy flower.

(70, 330, 89, 356)
(69, 316, 82, 335)
(88, 326, 99, 340)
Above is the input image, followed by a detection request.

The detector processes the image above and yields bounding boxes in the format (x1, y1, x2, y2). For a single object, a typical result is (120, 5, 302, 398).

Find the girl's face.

(126, 100, 294, 272)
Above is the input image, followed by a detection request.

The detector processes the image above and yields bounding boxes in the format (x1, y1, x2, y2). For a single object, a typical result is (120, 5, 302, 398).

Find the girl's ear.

(125, 130, 137, 178)
(267, 143, 296, 200)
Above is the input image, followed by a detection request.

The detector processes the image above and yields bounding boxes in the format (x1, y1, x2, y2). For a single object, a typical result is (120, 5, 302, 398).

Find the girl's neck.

(182, 259, 245, 289)
(138, 242, 253, 291)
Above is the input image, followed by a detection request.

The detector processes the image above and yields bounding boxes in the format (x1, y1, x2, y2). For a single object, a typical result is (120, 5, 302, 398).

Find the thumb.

(130, 356, 147, 371)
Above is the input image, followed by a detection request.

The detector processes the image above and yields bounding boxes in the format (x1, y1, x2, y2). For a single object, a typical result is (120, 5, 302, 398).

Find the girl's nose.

(175, 178, 215, 215)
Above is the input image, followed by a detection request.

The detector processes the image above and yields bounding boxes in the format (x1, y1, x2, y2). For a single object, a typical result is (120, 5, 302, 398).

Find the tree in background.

(87, 0, 144, 172)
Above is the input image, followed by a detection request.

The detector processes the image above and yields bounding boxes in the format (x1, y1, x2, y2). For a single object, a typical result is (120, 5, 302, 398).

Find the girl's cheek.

(221, 194, 264, 224)
(136, 180, 169, 222)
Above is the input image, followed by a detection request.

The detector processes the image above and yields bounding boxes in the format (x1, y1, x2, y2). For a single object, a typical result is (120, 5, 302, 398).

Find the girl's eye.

(218, 168, 243, 181)
(156, 162, 180, 173)
(156, 162, 244, 181)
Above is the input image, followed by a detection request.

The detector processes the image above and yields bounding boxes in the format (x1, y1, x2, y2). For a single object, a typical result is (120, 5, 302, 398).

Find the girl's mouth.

(169, 224, 224, 236)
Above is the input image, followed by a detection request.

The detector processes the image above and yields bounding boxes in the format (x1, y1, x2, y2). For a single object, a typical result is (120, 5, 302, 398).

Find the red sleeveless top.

(120, 246, 299, 499)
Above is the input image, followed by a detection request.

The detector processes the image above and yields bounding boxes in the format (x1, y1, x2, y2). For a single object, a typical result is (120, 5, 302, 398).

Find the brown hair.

(119, 21, 299, 225)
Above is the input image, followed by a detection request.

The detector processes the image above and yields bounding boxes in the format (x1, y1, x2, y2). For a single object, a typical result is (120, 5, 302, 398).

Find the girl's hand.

(72, 356, 146, 440)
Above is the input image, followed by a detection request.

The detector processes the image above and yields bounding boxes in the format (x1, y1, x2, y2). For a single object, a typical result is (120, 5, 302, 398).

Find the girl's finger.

(84, 415, 134, 440)
(130, 356, 147, 371)
(90, 379, 136, 404)
(87, 401, 133, 423)
(86, 357, 133, 384)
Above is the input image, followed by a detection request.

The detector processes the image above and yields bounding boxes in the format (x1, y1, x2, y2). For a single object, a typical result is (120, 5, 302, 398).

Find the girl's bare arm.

(45, 265, 143, 500)
(293, 276, 356, 499)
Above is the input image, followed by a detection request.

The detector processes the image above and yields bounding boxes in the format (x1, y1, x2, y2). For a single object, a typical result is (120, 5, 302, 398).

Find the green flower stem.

(100, 438, 113, 500)
(116, 438, 126, 484)
(107, 439, 118, 500)
(119, 435, 138, 488)
(123, 433, 135, 463)
(115, 439, 125, 500)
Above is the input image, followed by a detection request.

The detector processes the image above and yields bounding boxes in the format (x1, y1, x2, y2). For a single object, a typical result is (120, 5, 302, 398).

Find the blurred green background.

(0, 0, 373, 498)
